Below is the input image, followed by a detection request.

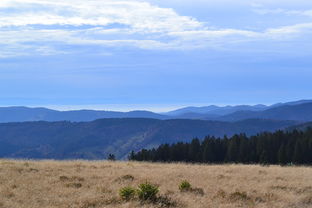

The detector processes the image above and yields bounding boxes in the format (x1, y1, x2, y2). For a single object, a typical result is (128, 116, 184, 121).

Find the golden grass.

(0, 160, 312, 208)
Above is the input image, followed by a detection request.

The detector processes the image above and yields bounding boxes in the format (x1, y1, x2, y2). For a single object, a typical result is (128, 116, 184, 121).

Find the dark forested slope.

(0, 118, 297, 159)
(218, 103, 312, 122)
(130, 127, 312, 165)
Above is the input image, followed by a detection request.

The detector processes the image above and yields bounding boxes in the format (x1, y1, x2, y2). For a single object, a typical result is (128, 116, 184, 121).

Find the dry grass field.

(0, 160, 312, 208)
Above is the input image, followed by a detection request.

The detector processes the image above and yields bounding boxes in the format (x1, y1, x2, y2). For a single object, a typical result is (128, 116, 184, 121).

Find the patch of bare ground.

(0, 160, 311, 208)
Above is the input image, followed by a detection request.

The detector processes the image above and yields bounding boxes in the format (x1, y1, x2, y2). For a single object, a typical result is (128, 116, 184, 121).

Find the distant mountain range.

(0, 100, 312, 122)
(216, 103, 312, 122)
(0, 106, 168, 122)
(0, 118, 298, 159)
(165, 104, 268, 116)
(1, 99, 312, 160)
(165, 100, 312, 121)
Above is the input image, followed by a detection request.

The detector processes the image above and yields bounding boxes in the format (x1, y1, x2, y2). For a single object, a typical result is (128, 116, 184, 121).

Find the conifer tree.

(278, 144, 287, 164)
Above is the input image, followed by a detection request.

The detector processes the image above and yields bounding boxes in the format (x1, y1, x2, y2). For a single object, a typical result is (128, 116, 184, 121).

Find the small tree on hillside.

(108, 154, 116, 161)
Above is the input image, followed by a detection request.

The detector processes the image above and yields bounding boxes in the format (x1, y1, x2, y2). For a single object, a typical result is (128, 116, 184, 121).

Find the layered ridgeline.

(130, 127, 312, 165)
(0, 100, 312, 160)
(0, 118, 297, 159)
(0, 107, 168, 122)
(0, 100, 312, 122)
(166, 100, 312, 121)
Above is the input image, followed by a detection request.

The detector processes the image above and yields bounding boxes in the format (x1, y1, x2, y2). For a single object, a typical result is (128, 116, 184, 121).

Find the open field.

(0, 160, 312, 208)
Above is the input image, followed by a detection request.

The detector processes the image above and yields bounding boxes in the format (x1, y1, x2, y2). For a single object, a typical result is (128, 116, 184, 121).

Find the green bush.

(179, 180, 191, 191)
(119, 186, 136, 201)
(137, 182, 159, 201)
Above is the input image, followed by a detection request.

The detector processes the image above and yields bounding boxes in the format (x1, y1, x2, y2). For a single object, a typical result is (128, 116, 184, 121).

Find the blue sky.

(0, 0, 312, 111)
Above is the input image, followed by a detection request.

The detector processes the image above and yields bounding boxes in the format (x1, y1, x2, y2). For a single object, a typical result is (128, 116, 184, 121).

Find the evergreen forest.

(129, 128, 312, 165)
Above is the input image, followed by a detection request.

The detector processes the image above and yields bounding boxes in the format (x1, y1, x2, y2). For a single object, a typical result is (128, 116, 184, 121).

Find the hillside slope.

(1, 100, 312, 122)
(166, 100, 312, 117)
(0, 118, 297, 159)
(166, 104, 268, 116)
(0, 107, 168, 122)
(218, 103, 312, 122)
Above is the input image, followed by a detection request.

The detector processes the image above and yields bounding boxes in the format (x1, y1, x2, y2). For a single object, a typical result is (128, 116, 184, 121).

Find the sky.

(0, 0, 312, 112)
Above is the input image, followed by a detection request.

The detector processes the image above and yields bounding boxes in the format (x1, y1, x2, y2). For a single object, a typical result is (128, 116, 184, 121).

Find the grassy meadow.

(0, 160, 312, 208)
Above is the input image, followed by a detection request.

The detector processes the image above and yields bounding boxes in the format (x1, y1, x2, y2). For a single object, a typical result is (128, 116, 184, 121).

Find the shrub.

(59, 176, 69, 181)
(179, 180, 205, 196)
(114, 174, 135, 183)
(119, 186, 136, 201)
(215, 189, 226, 199)
(179, 180, 191, 192)
(65, 183, 82, 188)
(137, 182, 159, 201)
(121, 174, 135, 181)
(229, 191, 250, 201)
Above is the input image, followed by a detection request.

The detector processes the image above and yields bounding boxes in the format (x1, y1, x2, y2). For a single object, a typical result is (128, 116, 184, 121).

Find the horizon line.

(0, 99, 311, 113)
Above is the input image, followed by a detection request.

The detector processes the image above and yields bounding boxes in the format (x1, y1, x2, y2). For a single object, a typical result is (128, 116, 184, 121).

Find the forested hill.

(217, 103, 312, 122)
(130, 128, 312, 165)
(0, 118, 297, 159)
(1, 101, 312, 122)
(0, 107, 168, 122)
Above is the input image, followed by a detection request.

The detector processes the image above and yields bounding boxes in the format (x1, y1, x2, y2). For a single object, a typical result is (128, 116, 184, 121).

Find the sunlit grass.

(0, 160, 311, 207)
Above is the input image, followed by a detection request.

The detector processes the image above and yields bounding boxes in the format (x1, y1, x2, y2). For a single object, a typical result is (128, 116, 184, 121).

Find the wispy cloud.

(266, 23, 312, 38)
(253, 8, 312, 17)
(0, 0, 312, 57)
(251, 2, 312, 17)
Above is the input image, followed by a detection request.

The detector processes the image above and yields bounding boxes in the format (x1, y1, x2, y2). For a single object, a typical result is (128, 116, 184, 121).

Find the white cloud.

(0, 0, 205, 56)
(0, 0, 312, 57)
(253, 8, 312, 17)
(264, 23, 312, 41)
(0, 0, 203, 32)
(251, 2, 312, 17)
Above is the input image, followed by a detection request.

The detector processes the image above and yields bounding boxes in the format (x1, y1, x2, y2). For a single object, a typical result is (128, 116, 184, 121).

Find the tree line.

(128, 128, 312, 165)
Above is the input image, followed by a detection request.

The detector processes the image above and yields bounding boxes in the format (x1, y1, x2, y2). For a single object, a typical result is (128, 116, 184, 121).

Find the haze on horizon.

(1, 0, 312, 110)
